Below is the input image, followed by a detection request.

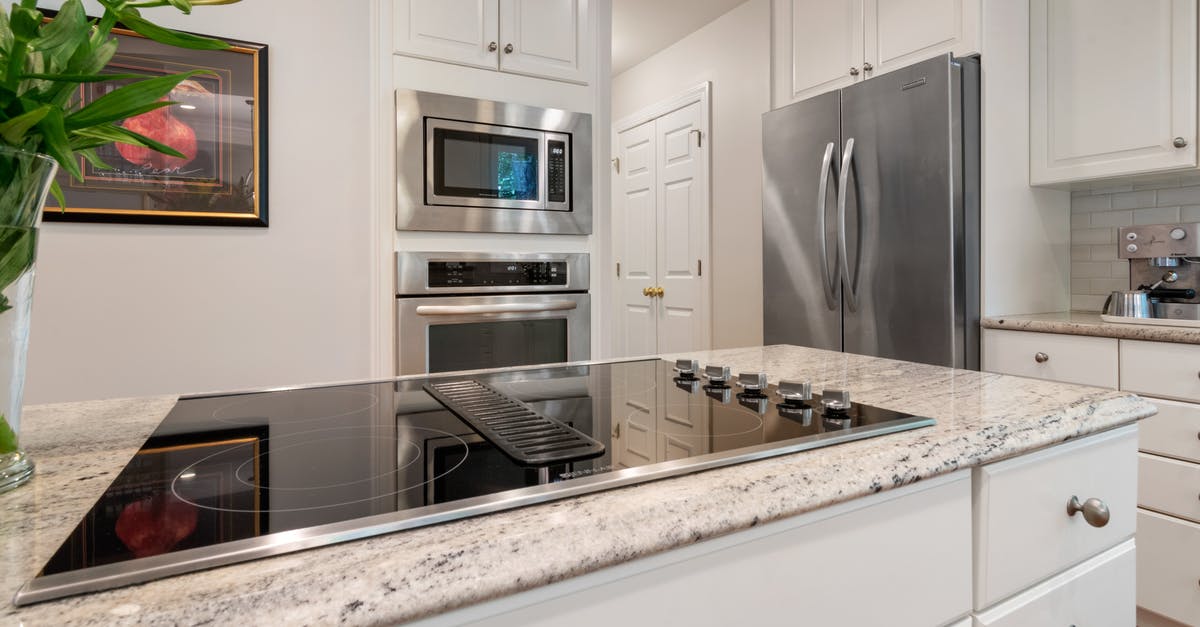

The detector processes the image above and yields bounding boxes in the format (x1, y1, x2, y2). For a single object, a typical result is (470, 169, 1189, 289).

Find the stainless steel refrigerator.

(762, 53, 980, 370)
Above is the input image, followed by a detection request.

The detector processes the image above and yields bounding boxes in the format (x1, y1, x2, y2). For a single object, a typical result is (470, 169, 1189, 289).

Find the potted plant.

(0, 0, 241, 492)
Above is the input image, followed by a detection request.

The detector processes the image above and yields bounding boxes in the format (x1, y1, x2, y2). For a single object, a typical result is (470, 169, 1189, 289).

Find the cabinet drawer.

(1140, 453, 1200, 523)
(1137, 509, 1200, 625)
(974, 540, 1134, 627)
(973, 425, 1137, 609)
(1121, 340, 1200, 403)
(1139, 397, 1200, 463)
(982, 329, 1118, 388)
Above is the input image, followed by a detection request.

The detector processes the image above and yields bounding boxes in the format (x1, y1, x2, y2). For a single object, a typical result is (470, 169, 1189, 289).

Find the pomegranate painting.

(114, 492, 199, 558)
(116, 79, 211, 171)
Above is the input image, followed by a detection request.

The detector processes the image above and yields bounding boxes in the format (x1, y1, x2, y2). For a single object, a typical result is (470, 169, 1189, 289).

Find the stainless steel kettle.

(1103, 290, 1153, 318)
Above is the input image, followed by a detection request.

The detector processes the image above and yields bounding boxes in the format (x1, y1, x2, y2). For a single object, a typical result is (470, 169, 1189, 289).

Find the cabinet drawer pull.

(1034, 352, 1049, 363)
(1174, 136, 1189, 148)
(1066, 495, 1110, 528)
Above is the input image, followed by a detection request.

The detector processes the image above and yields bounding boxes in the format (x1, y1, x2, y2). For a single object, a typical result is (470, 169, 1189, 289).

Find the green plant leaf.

(48, 179, 65, 210)
(0, 225, 36, 299)
(35, 107, 82, 180)
(0, 414, 17, 455)
(76, 146, 109, 170)
(163, 0, 194, 14)
(63, 70, 206, 129)
(75, 123, 186, 158)
(32, 0, 86, 52)
(116, 11, 229, 50)
(0, 104, 50, 144)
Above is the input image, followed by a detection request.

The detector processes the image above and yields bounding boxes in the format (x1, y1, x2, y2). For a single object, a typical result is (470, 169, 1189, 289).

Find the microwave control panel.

(428, 261, 568, 288)
(548, 140, 567, 204)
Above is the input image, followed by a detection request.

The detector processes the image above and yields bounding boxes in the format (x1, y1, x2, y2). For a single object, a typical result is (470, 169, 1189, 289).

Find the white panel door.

(610, 359, 658, 470)
(393, 0, 500, 70)
(1030, 0, 1198, 184)
(614, 121, 659, 359)
(771, 0, 863, 107)
(864, 0, 980, 76)
(498, 0, 591, 84)
(654, 101, 710, 355)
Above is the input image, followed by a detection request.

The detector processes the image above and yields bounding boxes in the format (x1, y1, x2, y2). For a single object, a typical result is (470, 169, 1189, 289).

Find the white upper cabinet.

(394, 0, 593, 85)
(772, 0, 979, 107)
(1030, 0, 1198, 185)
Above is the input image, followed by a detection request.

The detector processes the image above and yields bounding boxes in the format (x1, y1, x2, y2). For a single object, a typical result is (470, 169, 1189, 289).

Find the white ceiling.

(611, 0, 750, 75)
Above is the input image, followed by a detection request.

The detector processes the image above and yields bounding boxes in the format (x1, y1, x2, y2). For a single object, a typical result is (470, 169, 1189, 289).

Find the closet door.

(614, 120, 659, 358)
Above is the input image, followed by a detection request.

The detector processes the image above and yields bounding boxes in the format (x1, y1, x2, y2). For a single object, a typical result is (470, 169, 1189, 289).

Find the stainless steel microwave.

(396, 89, 593, 235)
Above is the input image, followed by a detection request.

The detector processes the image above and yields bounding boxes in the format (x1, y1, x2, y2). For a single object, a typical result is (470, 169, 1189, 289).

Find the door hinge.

(697, 259, 702, 277)
(616, 262, 620, 277)
(690, 129, 702, 148)
(611, 157, 620, 172)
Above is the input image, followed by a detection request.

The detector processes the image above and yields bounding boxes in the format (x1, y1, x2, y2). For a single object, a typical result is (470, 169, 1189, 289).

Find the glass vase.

(0, 146, 58, 493)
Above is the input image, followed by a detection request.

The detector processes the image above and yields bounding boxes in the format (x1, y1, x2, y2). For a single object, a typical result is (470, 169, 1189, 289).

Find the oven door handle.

(415, 301, 579, 316)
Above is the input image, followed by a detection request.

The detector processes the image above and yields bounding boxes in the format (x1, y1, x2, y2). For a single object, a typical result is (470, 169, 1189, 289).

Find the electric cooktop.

(16, 358, 934, 605)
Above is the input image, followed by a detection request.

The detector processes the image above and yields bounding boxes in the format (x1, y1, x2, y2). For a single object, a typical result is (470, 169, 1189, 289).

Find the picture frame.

(42, 24, 268, 227)
(40, 427, 269, 572)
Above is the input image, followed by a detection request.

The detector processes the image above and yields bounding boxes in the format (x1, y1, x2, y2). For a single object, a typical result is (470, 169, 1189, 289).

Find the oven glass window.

(428, 319, 567, 373)
(433, 128, 539, 201)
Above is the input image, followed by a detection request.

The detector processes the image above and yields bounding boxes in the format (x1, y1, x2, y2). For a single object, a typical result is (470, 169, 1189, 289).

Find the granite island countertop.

(0, 344, 1157, 625)
(983, 311, 1200, 344)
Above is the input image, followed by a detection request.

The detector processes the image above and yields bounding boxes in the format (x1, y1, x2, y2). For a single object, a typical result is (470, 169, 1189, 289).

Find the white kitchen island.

(0, 345, 1155, 625)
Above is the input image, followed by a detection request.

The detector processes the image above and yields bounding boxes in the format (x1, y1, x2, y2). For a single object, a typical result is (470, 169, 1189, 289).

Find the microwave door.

(425, 119, 546, 210)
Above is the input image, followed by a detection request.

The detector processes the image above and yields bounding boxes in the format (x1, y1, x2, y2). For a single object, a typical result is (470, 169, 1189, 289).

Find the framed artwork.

(40, 427, 268, 572)
(43, 25, 268, 227)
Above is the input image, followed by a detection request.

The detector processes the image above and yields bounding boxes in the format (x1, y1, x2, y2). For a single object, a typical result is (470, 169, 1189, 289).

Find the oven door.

(397, 293, 590, 375)
(425, 119, 547, 211)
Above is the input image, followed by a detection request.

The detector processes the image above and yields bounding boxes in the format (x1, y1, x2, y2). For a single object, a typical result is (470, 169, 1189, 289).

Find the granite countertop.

(982, 311, 1200, 344)
(0, 345, 1156, 625)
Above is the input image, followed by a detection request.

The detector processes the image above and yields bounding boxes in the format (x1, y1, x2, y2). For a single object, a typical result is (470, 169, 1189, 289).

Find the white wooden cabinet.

(394, 0, 593, 85)
(771, 0, 980, 106)
(1138, 509, 1200, 626)
(981, 328, 1118, 388)
(1029, 0, 1199, 185)
(1121, 339, 1200, 403)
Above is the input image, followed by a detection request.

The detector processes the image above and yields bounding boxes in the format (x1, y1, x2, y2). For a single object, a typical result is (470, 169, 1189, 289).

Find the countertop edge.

(982, 312, 1200, 344)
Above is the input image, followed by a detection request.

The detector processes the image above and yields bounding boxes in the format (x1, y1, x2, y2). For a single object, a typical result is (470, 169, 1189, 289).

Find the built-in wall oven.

(395, 89, 592, 235)
(396, 252, 590, 375)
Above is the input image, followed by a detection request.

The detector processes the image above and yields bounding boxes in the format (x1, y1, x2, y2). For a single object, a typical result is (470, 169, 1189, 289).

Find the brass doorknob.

(642, 287, 653, 297)
(653, 286, 665, 297)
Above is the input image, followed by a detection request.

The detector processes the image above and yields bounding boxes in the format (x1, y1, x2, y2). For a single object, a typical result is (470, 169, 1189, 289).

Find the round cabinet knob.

(1066, 496, 1110, 528)
(1175, 137, 1189, 148)
(487, 41, 498, 52)
(504, 43, 514, 54)
(1034, 352, 1049, 363)
(862, 61, 874, 72)
(1127, 243, 1139, 253)
(1171, 227, 1188, 240)
(849, 66, 860, 76)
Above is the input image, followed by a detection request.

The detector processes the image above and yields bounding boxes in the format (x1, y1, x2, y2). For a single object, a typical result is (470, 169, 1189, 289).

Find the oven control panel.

(428, 261, 567, 287)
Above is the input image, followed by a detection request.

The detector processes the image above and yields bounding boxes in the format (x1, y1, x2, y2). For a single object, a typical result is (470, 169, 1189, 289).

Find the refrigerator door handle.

(817, 141, 839, 311)
(837, 137, 859, 313)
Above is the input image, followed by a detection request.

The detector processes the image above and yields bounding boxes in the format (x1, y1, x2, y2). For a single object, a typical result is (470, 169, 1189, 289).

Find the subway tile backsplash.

(1069, 172, 1200, 311)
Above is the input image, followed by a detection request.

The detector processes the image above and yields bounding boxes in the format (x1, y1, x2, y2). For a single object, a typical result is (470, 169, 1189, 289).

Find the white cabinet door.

(498, 0, 591, 84)
(1030, 0, 1198, 185)
(1137, 509, 1200, 625)
(614, 120, 658, 359)
(974, 540, 1135, 627)
(864, 0, 980, 77)
(394, 0, 500, 70)
(654, 101, 710, 355)
(771, 0, 863, 107)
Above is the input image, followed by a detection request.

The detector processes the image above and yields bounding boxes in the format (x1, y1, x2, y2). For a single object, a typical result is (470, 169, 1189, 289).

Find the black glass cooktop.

(17, 359, 933, 605)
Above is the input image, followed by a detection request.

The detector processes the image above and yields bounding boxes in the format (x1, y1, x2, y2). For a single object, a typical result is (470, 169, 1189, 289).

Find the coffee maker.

(1117, 223, 1200, 320)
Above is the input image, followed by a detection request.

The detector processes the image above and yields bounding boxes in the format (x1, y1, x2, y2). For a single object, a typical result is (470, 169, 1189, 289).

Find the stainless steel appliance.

(17, 358, 933, 605)
(762, 54, 981, 369)
(396, 251, 590, 375)
(395, 89, 592, 235)
(1118, 222, 1200, 321)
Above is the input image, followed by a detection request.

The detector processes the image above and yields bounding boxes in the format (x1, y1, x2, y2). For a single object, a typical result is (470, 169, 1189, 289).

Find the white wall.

(26, 0, 373, 402)
(611, 0, 768, 350)
(979, 0, 1071, 317)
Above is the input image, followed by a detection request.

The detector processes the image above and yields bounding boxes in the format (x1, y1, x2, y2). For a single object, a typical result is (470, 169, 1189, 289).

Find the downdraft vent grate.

(423, 380, 606, 466)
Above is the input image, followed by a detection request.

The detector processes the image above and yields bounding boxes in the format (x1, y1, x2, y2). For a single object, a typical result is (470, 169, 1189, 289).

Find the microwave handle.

(415, 301, 579, 316)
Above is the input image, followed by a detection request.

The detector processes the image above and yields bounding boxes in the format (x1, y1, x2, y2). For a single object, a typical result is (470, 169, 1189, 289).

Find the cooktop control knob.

(736, 372, 768, 392)
(673, 359, 700, 379)
(777, 381, 813, 403)
(703, 365, 731, 385)
(821, 389, 851, 413)
(1171, 227, 1188, 240)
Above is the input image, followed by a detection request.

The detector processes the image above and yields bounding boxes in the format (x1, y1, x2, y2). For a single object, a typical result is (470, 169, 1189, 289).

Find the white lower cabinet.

(974, 540, 1135, 627)
(1138, 509, 1200, 625)
(981, 328, 1118, 388)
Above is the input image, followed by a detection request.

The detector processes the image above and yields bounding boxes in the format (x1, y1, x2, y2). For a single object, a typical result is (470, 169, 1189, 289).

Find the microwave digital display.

(433, 128, 539, 202)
